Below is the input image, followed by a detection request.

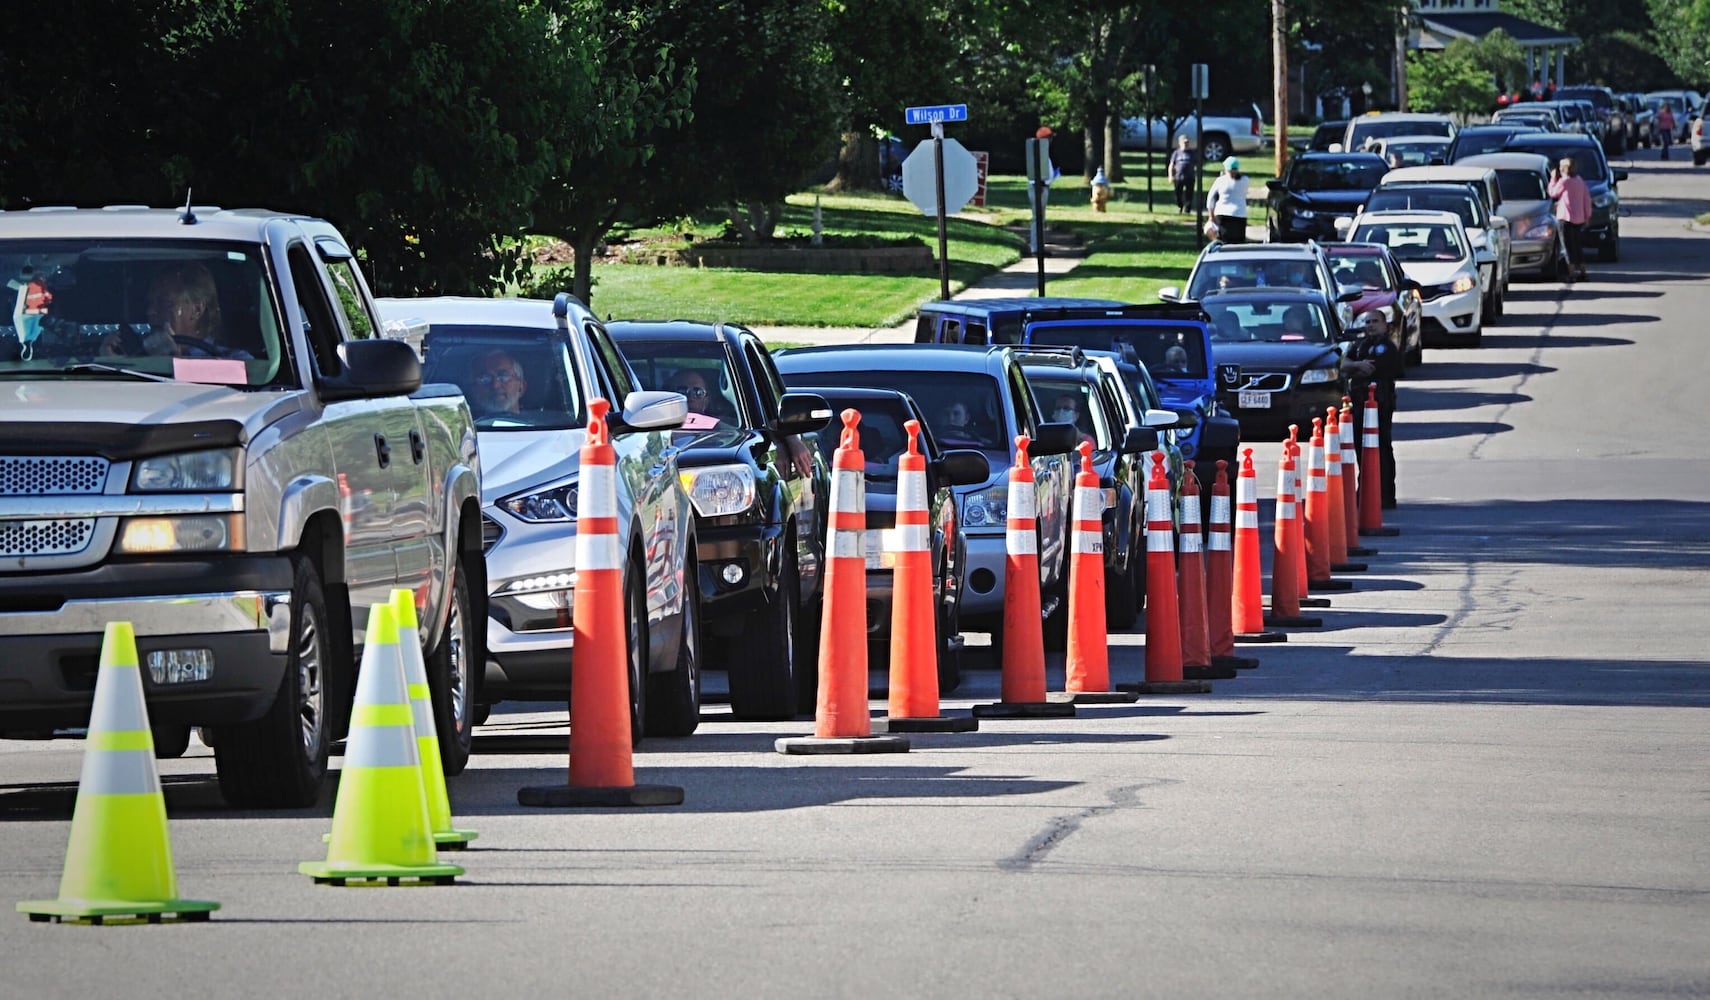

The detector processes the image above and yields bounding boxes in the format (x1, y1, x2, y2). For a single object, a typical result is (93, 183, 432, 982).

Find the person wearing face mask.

(1051, 392, 1095, 445)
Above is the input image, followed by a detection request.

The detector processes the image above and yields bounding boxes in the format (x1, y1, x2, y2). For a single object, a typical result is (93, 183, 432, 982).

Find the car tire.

(212, 555, 332, 808)
(1106, 546, 1140, 630)
(1406, 337, 1423, 367)
(1041, 573, 1071, 653)
(646, 559, 702, 737)
(1601, 231, 1620, 263)
(793, 596, 822, 715)
(935, 600, 962, 695)
(624, 563, 648, 747)
(425, 565, 476, 776)
(1482, 287, 1500, 326)
(152, 723, 191, 760)
(1201, 133, 1232, 164)
(729, 549, 802, 721)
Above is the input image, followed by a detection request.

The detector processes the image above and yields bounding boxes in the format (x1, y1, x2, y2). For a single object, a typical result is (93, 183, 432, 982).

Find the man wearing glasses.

(667, 368, 716, 417)
(471, 348, 528, 415)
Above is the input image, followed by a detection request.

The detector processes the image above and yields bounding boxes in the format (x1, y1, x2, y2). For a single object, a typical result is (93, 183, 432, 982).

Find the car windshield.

(1351, 223, 1468, 263)
(1366, 189, 1479, 228)
(1504, 143, 1607, 182)
(782, 368, 1005, 451)
(1025, 375, 1109, 448)
(1452, 131, 1521, 159)
(618, 339, 745, 430)
(1354, 119, 1454, 147)
(1381, 139, 1449, 166)
(1292, 159, 1387, 191)
(1495, 169, 1548, 201)
(1557, 88, 1611, 110)
(0, 239, 292, 387)
(420, 326, 584, 430)
(1187, 257, 1323, 298)
(1026, 322, 1209, 378)
(807, 395, 925, 482)
(1204, 298, 1336, 344)
(1326, 251, 1395, 290)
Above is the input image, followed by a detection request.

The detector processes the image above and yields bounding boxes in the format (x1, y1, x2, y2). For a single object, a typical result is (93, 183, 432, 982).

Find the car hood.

(1288, 190, 1372, 211)
(1210, 342, 1340, 371)
(1502, 199, 1554, 227)
(477, 428, 588, 503)
(1399, 259, 1475, 284)
(1150, 376, 1216, 409)
(668, 425, 755, 466)
(1346, 289, 1400, 314)
(0, 380, 298, 454)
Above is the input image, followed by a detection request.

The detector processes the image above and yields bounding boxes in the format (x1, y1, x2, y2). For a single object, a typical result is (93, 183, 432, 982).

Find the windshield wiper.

(52, 363, 175, 383)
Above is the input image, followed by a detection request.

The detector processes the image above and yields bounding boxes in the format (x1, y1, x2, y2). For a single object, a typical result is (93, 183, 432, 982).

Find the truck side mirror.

(776, 391, 832, 435)
(322, 338, 422, 402)
(1031, 421, 1081, 456)
(939, 449, 992, 487)
(1121, 426, 1160, 454)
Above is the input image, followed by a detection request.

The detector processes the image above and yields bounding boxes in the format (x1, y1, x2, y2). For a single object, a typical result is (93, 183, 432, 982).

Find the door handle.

(374, 433, 391, 469)
(409, 429, 426, 465)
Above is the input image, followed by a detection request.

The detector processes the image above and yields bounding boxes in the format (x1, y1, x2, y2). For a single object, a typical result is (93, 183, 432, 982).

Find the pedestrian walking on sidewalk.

(1167, 136, 1196, 214)
(1206, 157, 1250, 243)
(1548, 157, 1591, 282)
(1655, 103, 1677, 159)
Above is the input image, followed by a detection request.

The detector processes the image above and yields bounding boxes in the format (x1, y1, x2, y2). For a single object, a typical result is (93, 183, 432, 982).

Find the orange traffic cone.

(1359, 385, 1400, 537)
(1122, 452, 1212, 695)
(1064, 442, 1139, 704)
(1231, 448, 1285, 644)
(1341, 397, 1377, 557)
(1206, 461, 1259, 669)
(1288, 432, 1332, 609)
(877, 420, 979, 733)
(1179, 464, 1233, 681)
(780, 410, 910, 752)
(975, 434, 1076, 718)
(1325, 406, 1365, 573)
(1265, 445, 1323, 628)
(520, 398, 687, 803)
(1306, 418, 1353, 593)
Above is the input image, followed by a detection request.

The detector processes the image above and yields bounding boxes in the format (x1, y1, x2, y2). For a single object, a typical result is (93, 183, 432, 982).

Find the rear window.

(1292, 158, 1387, 191)
(1026, 322, 1209, 378)
(1366, 189, 1477, 228)
(1502, 143, 1606, 181)
(780, 368, 1005, 451)
(1494, 169, 1547, 201)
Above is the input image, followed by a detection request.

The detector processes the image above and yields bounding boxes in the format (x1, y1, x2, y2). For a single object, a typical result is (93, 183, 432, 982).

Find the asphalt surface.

(2, 150, 1707, 999)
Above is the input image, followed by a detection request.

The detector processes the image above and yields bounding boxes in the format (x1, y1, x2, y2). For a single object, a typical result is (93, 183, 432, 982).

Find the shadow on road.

(1527, 312, 1655, 329)
(1391, 419, 1515, 441)
(1477, 332, 1635, 349)
(1405, 361, 1556, 381)
(1376, 499, 1710, 574)
(1398, 386, 1532, 411)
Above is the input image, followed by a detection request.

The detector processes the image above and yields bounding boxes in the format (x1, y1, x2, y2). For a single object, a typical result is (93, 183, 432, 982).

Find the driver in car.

(471, 348, 528, 415)
(103, 263, 253, 360)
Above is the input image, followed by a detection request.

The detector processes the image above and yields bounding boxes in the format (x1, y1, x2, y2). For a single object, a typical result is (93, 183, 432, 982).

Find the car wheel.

(1406, 337, 1423, 367)
(1201, 133, 1232, 164)
(152, 723, 191, 760)
(645, 559, 702, 737)
(793, 596, 822, 714)
(1106, 546, 1139, 630)
(425, 565, 475, 775)
(1601, 231, 1620, 263)
(729, 548, 802, 721)
(212, 555, 332, 808)
(1041, 572, 1071, 653)
(1482, 287, 1500, 326)
(936, 594, 961, 695)
(624, 563, 648, 747)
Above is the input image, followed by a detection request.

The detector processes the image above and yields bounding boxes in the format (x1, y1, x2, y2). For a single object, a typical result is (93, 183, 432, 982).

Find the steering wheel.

(172, 334, 237, 359)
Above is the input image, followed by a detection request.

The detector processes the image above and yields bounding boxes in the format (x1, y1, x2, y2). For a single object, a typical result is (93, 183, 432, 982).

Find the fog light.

(146, 649, 213, 685)
(721, 563, 745, 586)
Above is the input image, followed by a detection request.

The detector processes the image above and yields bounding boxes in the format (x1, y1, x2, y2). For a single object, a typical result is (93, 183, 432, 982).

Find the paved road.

(2, 152, 1707, 999)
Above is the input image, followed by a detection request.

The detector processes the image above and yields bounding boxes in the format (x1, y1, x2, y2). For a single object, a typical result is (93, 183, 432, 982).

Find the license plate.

(146, 649, 214, 685)
(1238, 391, 1272, 409)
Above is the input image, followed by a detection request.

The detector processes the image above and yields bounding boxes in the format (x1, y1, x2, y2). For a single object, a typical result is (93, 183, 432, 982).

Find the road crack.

(998, 780, 1175, 872)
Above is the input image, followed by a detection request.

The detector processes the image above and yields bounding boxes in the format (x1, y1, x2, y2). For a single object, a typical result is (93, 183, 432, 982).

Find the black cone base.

(972, 701, 1077, 719)
(1235, 630, 1288, 643)
(873, 715, 979, 733)
(1184, 663, 1238, 680)
(1360, 526, 1401, 537)
(775, 734, 912, 754)
(1214, 654, 1260, 669)
(1265, 612, 1324, 628)
(518, 783, 685, 807)
(1118, 680, 1214, 695)
(1309, 578, 1355, 591)
(1300, 596, 1333, 608)
(1332, 561, 1368, 573)
(1050, 690, 1142, 704)
(1348, 545, 1377, 556)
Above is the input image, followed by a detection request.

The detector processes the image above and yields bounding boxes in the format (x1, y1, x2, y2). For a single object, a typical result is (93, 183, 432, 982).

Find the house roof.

(1414, 12, 1579, 49)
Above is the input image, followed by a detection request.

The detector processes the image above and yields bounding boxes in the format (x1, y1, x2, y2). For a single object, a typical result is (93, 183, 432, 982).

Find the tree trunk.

(1105, 114, 1125, 183)
(569, 233, 596, 311)
(727, 204, 757, 245)
(826, 131, 881, 193)
(754, 201, 783, 240)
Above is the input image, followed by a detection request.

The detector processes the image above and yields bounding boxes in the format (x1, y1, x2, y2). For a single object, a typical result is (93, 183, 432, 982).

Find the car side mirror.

(1157, 286, 1182, 303)
(1265, 179, 1284, 191)
(776, 391, 832, 435)
(1169, 408, 1201, 431)
(1215, 362, 1242, 390)
(1142, 408, 1179, 429)
(1120, 426, 1160, 454)
(322, 338, 423, 402)
(938, 448, 992, 487)
(1402, 277, 1423, 291)
(1337, 283, 1365, 303)
(622, 389, 689, 431)
(1031, 421, 1081, 456)
(1333, 216, 1354, 237)
(1613, 169, 1628, 182)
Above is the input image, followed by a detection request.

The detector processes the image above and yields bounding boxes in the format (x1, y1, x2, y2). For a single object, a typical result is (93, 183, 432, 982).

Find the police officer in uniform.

(1341, 310, 1403, 508)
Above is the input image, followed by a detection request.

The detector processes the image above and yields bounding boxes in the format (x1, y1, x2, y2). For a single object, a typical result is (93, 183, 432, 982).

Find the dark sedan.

(1201, 288, 1348, 442)
(797, 386, 989, 691)
(1500, 133, 1626, 260)
(1447, 124, 1539, 162)
(1323, 241, 1424, 366)
(1265, 152, 1389, 243)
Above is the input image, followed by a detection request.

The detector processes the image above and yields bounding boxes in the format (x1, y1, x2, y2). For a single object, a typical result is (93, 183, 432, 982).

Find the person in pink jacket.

(1548, 157, 1591, 282)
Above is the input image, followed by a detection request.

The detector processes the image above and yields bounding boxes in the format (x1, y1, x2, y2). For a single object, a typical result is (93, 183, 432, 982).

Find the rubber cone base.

(517, 783, 685, 807)
(972, 701, 1077, 719)
(1118, 681, 1213, 695)
(1265, 612, 1324, 628)
(1214, 655, 1261, 670)
(1332, 561, 1368, 573)
(1300, 596, 1333, 608)
(1349, 545, 1378, 556)
(1235, 630, 1289, 643)
(18, 899, 218, 924)
(1360, 526, 1401, 537)
(775, 735, 911, 754)
(299, 860, 463, 886)
(873, 716, 979, 733)
(1184, 663, 1238, 680)
(1052, 690, 1142, 705)
(1309, 578, 1355, 591)
(434, 829, 479, 849)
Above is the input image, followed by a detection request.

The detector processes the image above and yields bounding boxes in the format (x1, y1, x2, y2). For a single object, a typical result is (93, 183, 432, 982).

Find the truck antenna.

(179, 189, 197, 225)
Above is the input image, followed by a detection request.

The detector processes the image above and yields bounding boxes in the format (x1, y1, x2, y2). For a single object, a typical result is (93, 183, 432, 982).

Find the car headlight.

(131, 449, 238, 492)
(1293, 207, 1317, 219)
(680, 464, 755, 517)
(1593, 193, 1615, 209)
(1299, 367, 1340, 384)
(117, 514, 243, 553)
(1521, 219, 1555, 240)
(1451, 275, 1476, 294)
(960, 483, 1009, 529)
(501, 481, 579, 522)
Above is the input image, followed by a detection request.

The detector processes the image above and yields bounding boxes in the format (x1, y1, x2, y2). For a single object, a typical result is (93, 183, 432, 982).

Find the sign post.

(903, 104, 971, 301)
(1191, 63, 1210, 249)
(1026, 136, 1051, 297)
(1142, 64, 1156, 213)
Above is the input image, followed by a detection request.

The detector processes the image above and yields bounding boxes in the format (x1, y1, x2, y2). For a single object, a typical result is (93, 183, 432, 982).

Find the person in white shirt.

(1205, 156, 1250, 244)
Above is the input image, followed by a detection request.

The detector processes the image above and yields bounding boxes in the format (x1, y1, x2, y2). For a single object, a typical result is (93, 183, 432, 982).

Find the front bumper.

(696, 522, 781, 617)
(958, 531, 1007, 620)
(0, 556, 292, 731)
(1419, 286, 1482, 340)
(1509, 236, 1557, 275)
(1220, 381, 1346, 440)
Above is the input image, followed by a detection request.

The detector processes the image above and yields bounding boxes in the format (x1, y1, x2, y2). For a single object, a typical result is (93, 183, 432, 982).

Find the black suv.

(610, 321, 831, 718)
(1264, 152, 1389, 244)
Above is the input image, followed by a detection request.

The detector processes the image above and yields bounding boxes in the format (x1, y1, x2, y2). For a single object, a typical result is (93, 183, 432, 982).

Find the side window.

(743, 338, 780, 418)
(914, 315, 936, 343)
(585, 322, 635, 403)
(287, 245, 343, 376)
(941, 318, 961, 345)
(1007, 362, 1041, 433)
(323, 258, 376, 340)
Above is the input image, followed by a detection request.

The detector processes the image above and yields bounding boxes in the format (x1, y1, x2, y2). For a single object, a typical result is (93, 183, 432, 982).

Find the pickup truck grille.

(0, 518, 95, 557)
(0, 456, 109, 496)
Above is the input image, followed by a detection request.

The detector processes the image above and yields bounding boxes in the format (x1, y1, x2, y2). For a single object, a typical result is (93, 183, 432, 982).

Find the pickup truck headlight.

(1299, 367, 1340, 384)
(680, 464, 755, 517)
(960, 483, 1010, 529)
(117, 514, 244, 554)
(501, 481, 579, 522)
(1451, 274, 1476, 294)
(131, 449, 238, 492)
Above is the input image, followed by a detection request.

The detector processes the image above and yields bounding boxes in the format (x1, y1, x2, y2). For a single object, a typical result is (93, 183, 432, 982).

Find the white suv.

(1348, 210, 1486, 347)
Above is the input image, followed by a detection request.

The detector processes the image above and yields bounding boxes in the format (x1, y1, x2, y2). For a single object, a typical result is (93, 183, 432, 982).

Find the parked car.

(1343, 112, 1457, 153)
(1614, 93, 1655, 149)
(1529, 100, 1600, 142)
(1201, 287, 1350, 441)
(1501, 132, 1626, 261)
(1491, 108, 1561, 134)
(378, 296, 703, 743)
(1555, 85, 1627, 155)
(1322, 241, 1425, 365)
(608, 321, 830, 718)
(1448, 123, 1541, 162)
(913, 296, 1125, 346)
(1642, 90, 1702, 141)
(1456, 152, 1567, 279)
(1264, 151, 1389, 244)
(1308, 119, 1351, 151)
(1361, 180, 1508, 322)
(792, 385, 988, 691)
(1163, 241, 1359, 330)
(773, 345, 1080, 653)
(1369, 134, 1452, 167)
(1348, 210, 1488, 347)
(1120, 102, 1266, 163)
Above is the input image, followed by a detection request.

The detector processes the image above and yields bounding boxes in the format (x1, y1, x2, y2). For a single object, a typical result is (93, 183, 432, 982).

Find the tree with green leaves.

(1646, 0, 1710, 89)
(1407, 37, 1499, 120)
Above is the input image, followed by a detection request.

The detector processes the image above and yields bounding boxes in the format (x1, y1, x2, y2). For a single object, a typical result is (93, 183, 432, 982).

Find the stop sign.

(901, 138, 979, 216)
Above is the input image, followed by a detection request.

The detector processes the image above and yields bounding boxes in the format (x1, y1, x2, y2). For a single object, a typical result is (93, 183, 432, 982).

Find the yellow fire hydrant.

(1090, 167, 1112, 212)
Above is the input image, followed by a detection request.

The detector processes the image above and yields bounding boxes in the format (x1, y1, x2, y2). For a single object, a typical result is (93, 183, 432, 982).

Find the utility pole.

(1273, 0, 1289, 179)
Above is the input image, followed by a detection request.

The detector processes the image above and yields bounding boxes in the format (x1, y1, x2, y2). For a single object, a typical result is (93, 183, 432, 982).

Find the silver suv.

(1163, 241, 1361, 327)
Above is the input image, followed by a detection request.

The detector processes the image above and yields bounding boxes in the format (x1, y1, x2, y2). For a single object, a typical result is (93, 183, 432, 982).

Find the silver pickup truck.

(0, 206, 483, 808)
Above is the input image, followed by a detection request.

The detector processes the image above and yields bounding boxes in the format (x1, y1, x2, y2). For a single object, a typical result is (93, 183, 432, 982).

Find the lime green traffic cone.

(392, 588, 476, 849)
(18, 622, 218, 924)
(300, 603, 462, 886)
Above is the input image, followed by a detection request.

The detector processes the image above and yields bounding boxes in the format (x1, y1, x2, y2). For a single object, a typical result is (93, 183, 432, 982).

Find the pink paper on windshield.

(681, 412, 722, 430)
(172, 358, 247, 384)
